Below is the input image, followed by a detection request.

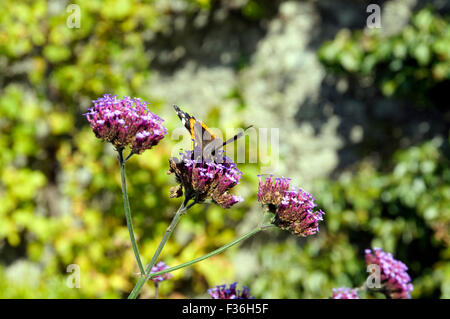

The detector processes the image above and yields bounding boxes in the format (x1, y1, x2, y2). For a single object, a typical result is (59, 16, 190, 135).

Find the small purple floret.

(150, 261, 173, 283)
(208, 282, 253, 299)
(331, 287, 360, 299)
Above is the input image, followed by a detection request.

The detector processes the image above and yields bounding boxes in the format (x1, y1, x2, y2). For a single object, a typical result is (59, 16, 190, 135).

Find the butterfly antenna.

(222, 125, 253, 147)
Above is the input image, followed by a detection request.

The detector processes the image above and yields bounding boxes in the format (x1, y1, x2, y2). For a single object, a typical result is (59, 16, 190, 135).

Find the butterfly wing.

(173, 105, 193, 133)
(193, 119, 225, 160)
(174, 105, 221, 158)
(173, 105, 251, 160)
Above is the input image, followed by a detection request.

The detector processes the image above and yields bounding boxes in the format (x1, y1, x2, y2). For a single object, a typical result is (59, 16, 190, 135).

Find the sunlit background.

(0, 0, 449, 298)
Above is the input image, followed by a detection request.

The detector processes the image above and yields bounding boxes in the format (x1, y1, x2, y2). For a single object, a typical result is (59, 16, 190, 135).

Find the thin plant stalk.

(118, 149, 145, 276)
(128, 197, 195, 298)
(154, 283, 159, 299)
(128, 223, 276, 299)
(148, 224, 275, 279)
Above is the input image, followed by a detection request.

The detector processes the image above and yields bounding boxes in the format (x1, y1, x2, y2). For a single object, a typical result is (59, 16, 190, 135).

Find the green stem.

(128, 197, 194, 299)
(128, 224, 275, 299)
(124, 151, 134, 163)
(154, 283, 159, 299)
(118, 149, 145, 276)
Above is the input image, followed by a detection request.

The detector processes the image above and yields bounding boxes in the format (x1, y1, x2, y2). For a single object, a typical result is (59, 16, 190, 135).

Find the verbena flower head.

(365, 248, 413, 299)
(150, 261, 173, 283)
(331, 287, 360, 299)
(208, 282, 253, 299)
(257, 175, 325, 237)
(84, 94, 167, 154)
(257, 175, 291, 208)
(168, 147, 243, 208)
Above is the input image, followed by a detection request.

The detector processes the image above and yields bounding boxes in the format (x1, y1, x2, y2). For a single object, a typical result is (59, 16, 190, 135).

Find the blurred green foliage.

(0, 0, 258, 298)
(0, 0, 448, 299)
(319, 8, 450, 107)
(252, 138, 450, 298)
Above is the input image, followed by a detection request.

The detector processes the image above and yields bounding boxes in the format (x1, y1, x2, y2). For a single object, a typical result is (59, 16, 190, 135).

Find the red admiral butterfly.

(173, 105, 251, 159)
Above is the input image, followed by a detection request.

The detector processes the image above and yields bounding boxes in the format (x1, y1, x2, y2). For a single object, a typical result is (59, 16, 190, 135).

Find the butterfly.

(173, 105, 251, 160)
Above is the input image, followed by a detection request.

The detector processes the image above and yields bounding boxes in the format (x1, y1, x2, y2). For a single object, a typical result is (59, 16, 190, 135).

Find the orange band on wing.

(189, 118, 196, 138)
(190, 118, 217, 141)
(201, 122, 216, 139)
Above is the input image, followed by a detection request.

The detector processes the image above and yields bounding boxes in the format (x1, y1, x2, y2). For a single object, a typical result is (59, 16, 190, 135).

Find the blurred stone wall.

(145, 0, 449, 191)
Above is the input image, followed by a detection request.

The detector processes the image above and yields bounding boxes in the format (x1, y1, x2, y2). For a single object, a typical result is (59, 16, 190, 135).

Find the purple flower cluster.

(331, 287, 360, 299)
(85, 94, 167, 154)
(150, 261, 173, 283)
(168, 148, 243, 208)
(365, 248, 413, 299)
(257, 175, 325, 237)
(208, 282, 253, 299)
(257, 175, 291, 207)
